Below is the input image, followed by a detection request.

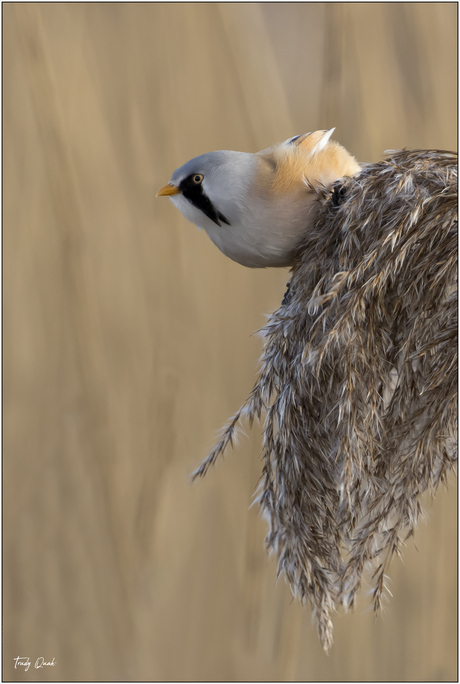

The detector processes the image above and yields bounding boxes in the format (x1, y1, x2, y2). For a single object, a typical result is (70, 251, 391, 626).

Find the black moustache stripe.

(179, 176, 230, 227)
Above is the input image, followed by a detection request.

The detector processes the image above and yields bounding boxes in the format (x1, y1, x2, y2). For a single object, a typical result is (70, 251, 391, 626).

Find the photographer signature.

(14, 656, 56, 671)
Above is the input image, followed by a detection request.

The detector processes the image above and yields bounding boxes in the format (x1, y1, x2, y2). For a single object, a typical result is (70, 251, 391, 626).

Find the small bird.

(157, 128, 361, 267)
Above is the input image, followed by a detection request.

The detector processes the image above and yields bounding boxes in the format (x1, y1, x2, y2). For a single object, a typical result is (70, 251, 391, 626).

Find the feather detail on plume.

(193, 149, 458, 652)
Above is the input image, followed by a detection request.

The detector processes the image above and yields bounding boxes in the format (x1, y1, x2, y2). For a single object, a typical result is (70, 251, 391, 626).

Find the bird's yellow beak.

(156, 183, 181, 197)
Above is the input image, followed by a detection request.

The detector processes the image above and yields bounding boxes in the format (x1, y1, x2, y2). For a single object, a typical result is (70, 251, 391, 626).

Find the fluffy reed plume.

(193, 149, 458, 651)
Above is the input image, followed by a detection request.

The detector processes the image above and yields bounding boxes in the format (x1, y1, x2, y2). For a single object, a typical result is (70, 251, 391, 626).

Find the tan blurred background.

(4, 3, 457, 681)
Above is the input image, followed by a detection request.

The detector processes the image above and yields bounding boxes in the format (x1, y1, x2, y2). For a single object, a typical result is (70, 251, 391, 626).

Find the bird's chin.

(169, 194, 205, 230)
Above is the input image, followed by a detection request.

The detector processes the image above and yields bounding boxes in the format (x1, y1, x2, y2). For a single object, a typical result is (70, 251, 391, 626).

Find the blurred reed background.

(4, 3, 457, 681)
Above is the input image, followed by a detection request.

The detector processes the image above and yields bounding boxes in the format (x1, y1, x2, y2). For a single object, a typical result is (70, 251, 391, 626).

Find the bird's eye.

(193, 174, 203, 184)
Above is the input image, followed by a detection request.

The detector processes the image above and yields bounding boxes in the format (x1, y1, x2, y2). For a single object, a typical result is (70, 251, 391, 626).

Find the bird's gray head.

(158, 150, 257, 230)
